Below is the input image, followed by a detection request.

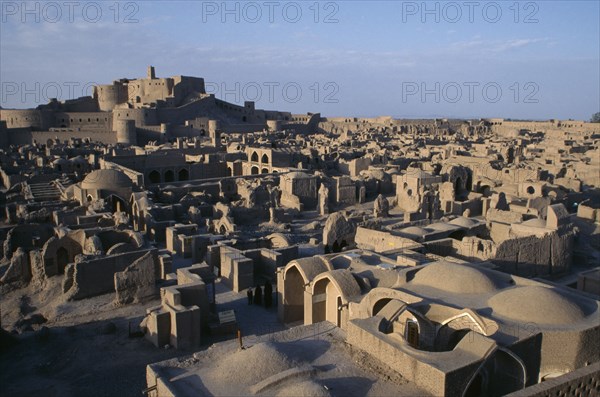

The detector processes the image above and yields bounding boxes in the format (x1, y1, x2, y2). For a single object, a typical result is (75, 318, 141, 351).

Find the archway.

(149, 170, 160, 184)
(178, 169, 189, 181)
(332, 241, 340, 253)
(455, 177, 463, 193)
(251, 166, 259, 175)
(251, 151, 259, 162)
(311, 277, 341, 325)
(261, 168, 269, 174)
(109, 195, 127, 213)
(463, 349, 525, 397)
(56, 247, 69, 274)
(372, 298, 392, 316)
(283, 265, 305, 323)
(506, 147, 515, 163)
(164, 170, 175, 183)
(261, 153, 269, 164)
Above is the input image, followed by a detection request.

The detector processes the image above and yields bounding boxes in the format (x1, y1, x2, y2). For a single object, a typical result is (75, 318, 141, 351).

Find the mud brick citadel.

(1, 67, 599, 397)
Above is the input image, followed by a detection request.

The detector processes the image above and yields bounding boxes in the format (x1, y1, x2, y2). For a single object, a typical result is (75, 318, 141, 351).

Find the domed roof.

(81, 169, 132, 190)
(53, 158, 69, 165)
(449, 216, 479, 228)
(411, 261, 500, 294)
(487, 286, 586, 325)
(69, 155, 88, 164)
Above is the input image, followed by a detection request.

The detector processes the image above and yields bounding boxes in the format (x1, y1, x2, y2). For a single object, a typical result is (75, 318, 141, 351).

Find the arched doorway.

(332, 241, 340, 253)
(261, 168, 269, 174)
(251, 166, 259, 175)
(311, 277, 341, 325)
(164, 170, 174, 183)
(454, 177, 463, 193)
(149, 170, 160, 184)
(178, 169, 189, 181)
(109, 195, 127, 213)
(283, 265, 305, 323)
(56, 247, 69, 274)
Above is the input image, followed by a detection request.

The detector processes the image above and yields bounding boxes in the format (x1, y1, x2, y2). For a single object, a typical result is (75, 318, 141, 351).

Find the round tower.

(116, 119, 137, 145)
(266, 120, 282, 132)
(95, 83, 127, 111)
(208, 119, 221, 147)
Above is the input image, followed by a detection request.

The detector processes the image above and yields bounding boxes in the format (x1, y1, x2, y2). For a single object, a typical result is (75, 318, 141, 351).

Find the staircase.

(27, 182, 61, 201)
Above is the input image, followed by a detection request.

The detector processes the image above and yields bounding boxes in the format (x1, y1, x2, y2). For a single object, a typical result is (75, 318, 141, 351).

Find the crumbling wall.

(280, 191, 303, 211)
(42, 233, 84, 277)
(0, 247, 30, 285)
(486, 209, 524, 225)
(323, 212, 355, 250)
(64, 249, 158, 300)
(114, 251, 157, 305)
(2, 223, 54, 260)
(493, 229, 574, 277)
(28, 249, 47, 291)
(355, 227, 421, 254)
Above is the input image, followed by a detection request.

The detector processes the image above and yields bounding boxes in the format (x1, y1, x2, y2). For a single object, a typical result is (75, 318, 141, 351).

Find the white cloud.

(449, 37, 548, 54)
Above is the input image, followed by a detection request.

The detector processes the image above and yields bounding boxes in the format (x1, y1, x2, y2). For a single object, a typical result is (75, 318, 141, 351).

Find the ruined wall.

(355, 227, 421, 254)
(219, 246, 253, 292)
(64, 248, 158, 300)
(493, 230, 574, 277)
(114, 251, 157, 305)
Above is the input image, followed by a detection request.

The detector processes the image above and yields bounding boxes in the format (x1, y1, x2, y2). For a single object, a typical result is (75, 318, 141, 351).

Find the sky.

(1, 0, 599, 120)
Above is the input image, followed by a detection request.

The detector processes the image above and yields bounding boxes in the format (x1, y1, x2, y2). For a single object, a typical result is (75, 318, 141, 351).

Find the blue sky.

(1, 0, 599, 120)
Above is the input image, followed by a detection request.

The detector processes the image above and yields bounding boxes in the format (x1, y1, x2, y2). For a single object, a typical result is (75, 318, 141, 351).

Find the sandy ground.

(0, 276, 295, 397)
(0, 276, 185, 397)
